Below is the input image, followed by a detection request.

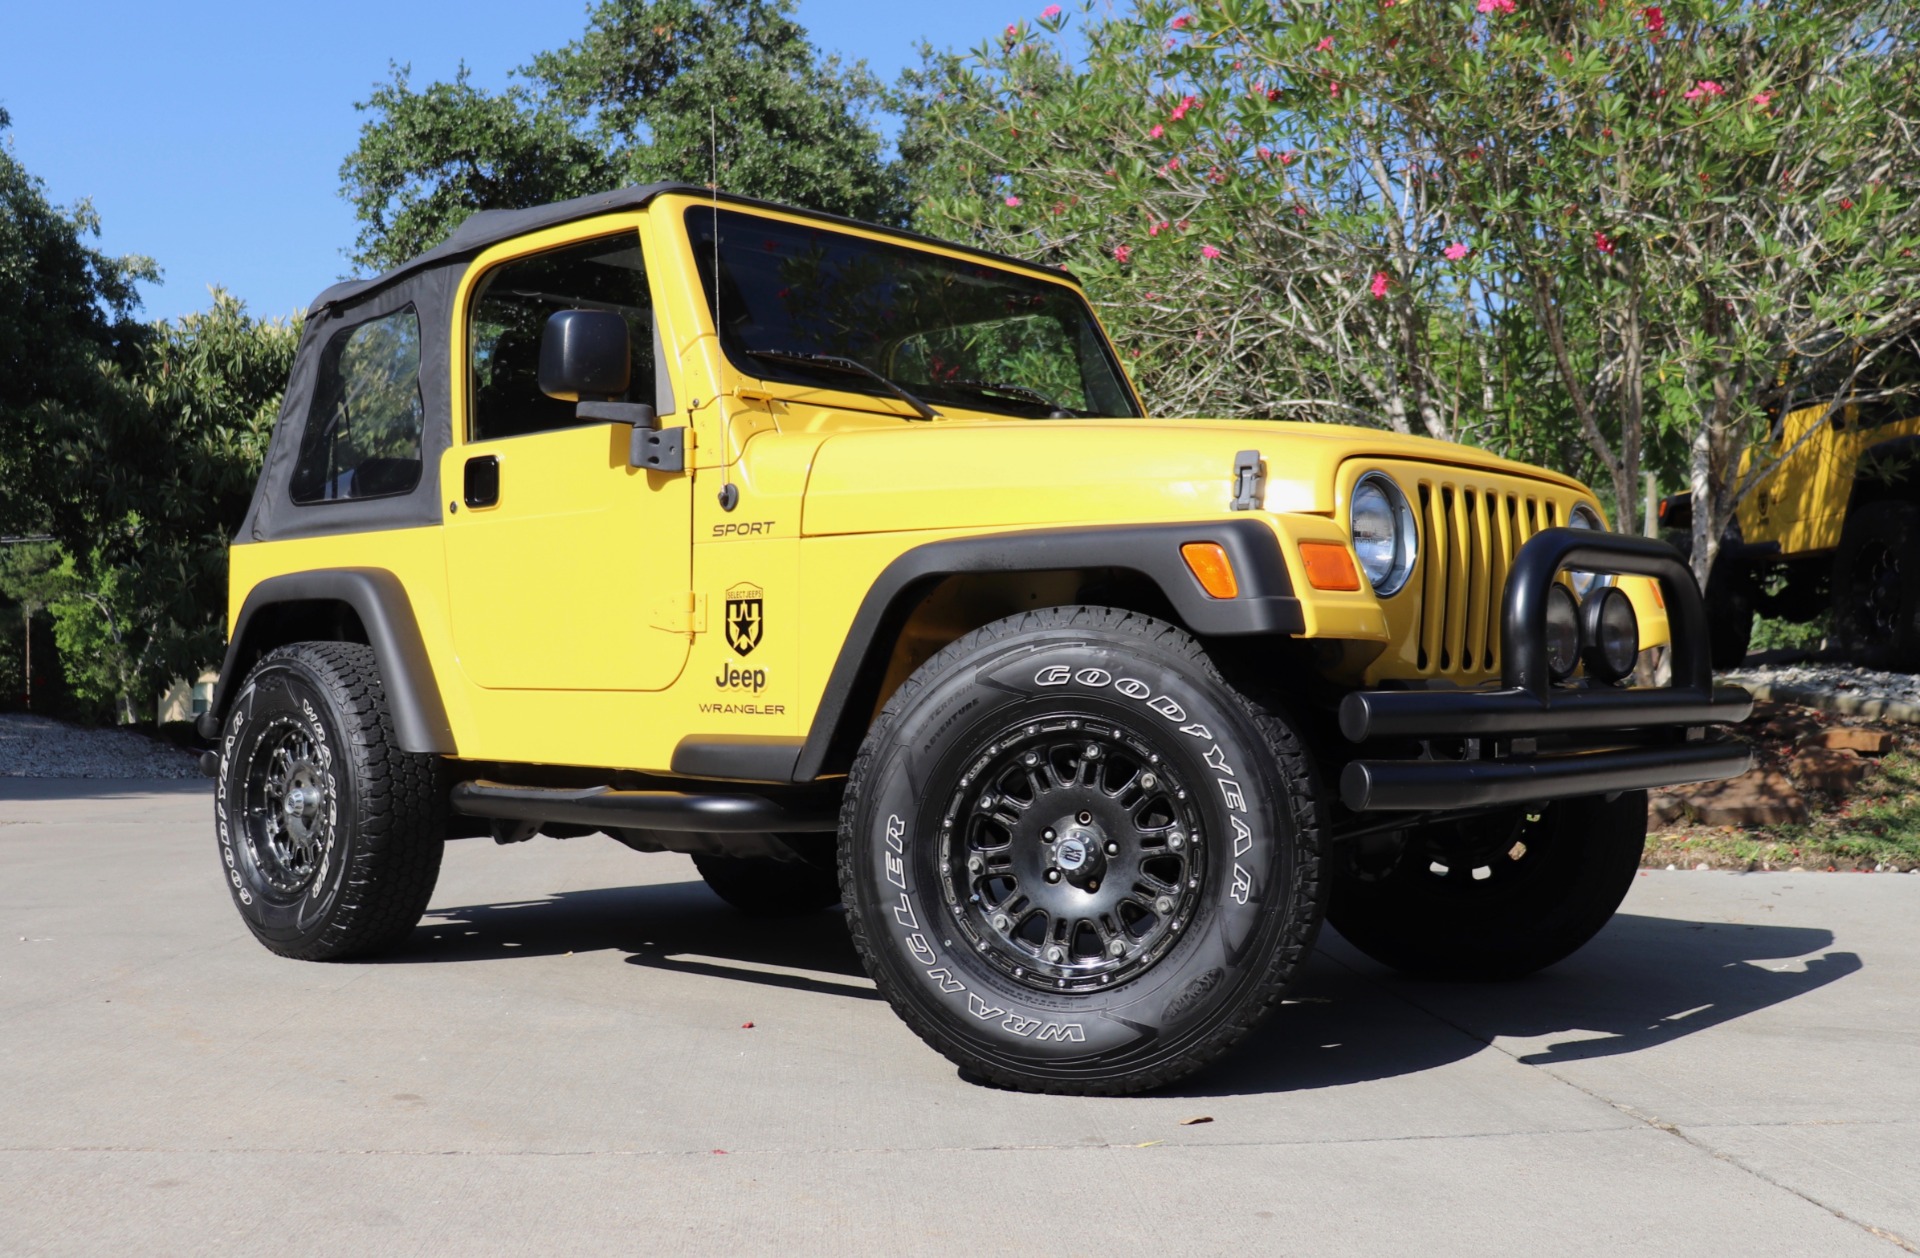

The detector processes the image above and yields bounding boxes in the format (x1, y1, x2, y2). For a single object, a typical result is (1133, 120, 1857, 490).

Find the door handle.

(464, 456, 500, 508)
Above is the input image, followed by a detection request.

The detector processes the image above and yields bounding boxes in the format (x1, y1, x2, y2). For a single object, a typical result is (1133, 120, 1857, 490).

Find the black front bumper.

(1338, 529, 1753, 813)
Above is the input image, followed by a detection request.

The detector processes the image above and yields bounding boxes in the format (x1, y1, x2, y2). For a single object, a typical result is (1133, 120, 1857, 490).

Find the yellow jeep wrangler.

(1662, 367, 1920, 669)
(204, 186, 1751, 1093)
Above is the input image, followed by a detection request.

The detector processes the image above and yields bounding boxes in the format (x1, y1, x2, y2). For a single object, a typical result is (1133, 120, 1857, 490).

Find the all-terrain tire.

(1831, 501, 1920, 671)
(1704, 570, 1754, 670)
(839, 606, 1327, 1095)
(1328, 791, 1647, 980)
(693, 837, 842, 917)
(215, 641, 444, 960)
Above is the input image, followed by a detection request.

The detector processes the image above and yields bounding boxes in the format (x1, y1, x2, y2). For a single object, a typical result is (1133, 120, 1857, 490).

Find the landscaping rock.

(1648, 794, 1690, 828)
(1790, 746, 1870, 793)
(1663, 769, 1808, 827)
(1805, 726, 1896, 755)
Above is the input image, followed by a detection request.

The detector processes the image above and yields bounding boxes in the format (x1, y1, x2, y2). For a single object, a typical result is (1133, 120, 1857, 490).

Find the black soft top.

(238, 186, 1076, 546)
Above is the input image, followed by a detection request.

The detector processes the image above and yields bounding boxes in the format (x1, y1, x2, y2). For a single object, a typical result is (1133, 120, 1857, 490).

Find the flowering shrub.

(900, 0, 1920, 561)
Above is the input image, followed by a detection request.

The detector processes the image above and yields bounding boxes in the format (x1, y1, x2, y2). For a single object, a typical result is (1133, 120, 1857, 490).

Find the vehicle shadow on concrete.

(400, 881, 882, 1002)
(396, 891, 1858, 1096)
(1180, 913, 1861, 1098)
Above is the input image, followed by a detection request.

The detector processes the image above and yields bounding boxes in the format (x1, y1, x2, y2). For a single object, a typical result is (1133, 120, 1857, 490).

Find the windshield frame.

(679, 203, 1145, 421)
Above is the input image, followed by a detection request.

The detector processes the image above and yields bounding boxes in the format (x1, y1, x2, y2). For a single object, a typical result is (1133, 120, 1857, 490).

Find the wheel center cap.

(1057, 835, 1090, 871)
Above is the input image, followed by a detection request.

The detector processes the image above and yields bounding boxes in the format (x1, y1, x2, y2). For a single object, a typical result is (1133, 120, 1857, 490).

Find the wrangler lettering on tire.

(840, 606, 1326, 1095)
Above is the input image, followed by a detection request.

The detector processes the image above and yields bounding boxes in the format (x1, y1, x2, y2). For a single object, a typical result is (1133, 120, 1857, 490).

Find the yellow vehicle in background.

(1660, 361, 1920, 669)
(201, 186, 1750, 1093)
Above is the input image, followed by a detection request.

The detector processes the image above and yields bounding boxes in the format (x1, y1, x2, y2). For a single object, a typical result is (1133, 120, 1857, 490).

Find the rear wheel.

(1328, 791, 1646, 980)
(215, 642, 444, 961)
(1831, 501, 1920, 671)
(693, 836, 841, 916)
(840, 606, 1326, 1095)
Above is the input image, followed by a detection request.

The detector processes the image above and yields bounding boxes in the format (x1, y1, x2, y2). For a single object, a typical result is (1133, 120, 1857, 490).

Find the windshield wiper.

(946, 378, 1069, 415)
(742, 349, 939, 421)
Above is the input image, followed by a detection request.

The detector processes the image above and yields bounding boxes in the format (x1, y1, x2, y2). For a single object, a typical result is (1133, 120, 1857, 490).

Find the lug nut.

(1043, 828, 1056, 841)
(1044, 869, 1062, 883)
(1044, 945, 1065, 963)
(1139, 772, 1157, 790)
(1105, 841, 1120, 856)
(1023, 752, 1039, 767)
(1085, 743, 1101, 759)
(967, 855, 984, 874)
(1154, 895, 1174, 914)
(991, 913, 1010, 931)
(978, 794, 996, 811)
(1168, 832, 1185, 850)
(1077, 811, 1093, 825)
(1107, 939, 1126, 958)
(1086, 880, 1100, 892)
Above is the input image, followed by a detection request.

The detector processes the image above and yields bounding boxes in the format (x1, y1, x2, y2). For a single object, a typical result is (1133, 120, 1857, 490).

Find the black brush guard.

(1338, 528, 1753, 812)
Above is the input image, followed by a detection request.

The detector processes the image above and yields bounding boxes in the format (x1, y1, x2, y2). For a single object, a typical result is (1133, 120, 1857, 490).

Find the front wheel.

(1328, 791, 1646, 980)
(840, 607, 1327, 1095)
(215, 642, 445, 960)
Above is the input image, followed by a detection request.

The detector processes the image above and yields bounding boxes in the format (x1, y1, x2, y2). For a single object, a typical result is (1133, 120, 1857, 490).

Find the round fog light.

(1545, 584, 1581, 682)
(1580, 586, 1640, 683)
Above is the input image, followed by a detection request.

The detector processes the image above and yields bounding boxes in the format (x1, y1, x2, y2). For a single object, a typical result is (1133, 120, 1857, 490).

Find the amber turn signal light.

(1180, 542, 1239, 599)
(1298, 541, 1362, 591)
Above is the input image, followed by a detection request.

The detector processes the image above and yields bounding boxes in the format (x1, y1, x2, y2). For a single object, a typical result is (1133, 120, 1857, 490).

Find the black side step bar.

(450, 781, 838, 833)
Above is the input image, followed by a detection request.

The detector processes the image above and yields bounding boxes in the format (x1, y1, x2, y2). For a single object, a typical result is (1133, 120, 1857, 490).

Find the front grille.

(1414, 478, 1562, 677)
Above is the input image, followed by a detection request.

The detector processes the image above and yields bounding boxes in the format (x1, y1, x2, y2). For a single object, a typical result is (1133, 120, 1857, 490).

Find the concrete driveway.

(2, 778, 1915, 1256)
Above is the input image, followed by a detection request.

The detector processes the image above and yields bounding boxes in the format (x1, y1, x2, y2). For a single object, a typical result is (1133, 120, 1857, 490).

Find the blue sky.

(0, 2, 1030, 323)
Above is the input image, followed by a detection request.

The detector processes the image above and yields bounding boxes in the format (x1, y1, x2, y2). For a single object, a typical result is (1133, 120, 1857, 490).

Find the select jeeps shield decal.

(725, 583, 764, 657)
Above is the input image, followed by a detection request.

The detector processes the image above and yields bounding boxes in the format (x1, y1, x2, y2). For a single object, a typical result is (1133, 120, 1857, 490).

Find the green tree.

(0, 106, 156, 536)
(901, 1, 1920, 558)
(47, 292, 300, 715)
(341, 0, 903, 271)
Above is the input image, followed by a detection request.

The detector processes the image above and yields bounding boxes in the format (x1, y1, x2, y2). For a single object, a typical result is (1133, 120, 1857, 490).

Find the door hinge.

(650, 592, 707, 634)
(632, 425, 691, 473)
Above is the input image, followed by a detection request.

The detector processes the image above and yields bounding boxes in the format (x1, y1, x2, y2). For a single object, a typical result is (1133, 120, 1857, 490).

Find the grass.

(1646, 749, 1920, 871)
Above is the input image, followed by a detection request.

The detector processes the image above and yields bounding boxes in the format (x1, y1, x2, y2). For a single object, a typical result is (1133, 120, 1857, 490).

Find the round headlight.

(1544, 584, 1581, 682)
(1580, 585, 1640, 683)
(1350, 473, 1417, 596)
(1566, 504, 1605, 597)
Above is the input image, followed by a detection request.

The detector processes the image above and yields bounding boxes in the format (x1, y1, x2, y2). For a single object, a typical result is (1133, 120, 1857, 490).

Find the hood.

(798, 417, 1588, 538)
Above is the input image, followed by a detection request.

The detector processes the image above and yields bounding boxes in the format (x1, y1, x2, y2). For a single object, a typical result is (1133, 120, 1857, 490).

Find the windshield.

(686, 207, 1141, 419)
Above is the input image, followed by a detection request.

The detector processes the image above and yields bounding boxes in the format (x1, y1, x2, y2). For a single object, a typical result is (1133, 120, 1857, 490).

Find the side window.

(290, 308, 424, 504)
(469, 233, 658, 441)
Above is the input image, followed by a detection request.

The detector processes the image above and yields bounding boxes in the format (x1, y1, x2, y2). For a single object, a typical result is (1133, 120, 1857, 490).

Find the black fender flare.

(1846, 434, 1920, 515)
(670, 520, 1302, 784)
(197, 568, 456, 755)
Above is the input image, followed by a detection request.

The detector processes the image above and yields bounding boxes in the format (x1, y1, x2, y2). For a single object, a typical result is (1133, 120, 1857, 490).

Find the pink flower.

(1369, 271, 1391, 299)
(1316, 35, 1335, 52)
(1144, 291, 1159, 301)
(1444, 242, 1470, 261)
(1594, 231, 1615, 254)
(1329, 81, 1341, 96)
(1752, 91, 1773, 107)
(1683, 80, 1725, 103)
(1839, 198, 1855, 211)
(1293, 205, 1309, 218)
(1171, 14, 1191, 29)
(1258, 146, 1273, 161)
(1164, 157, 1181, 173)
(1476, 0, 1515, 13)
(1006, 23, 1017, 36)
(1267, 87, 1282, 102)
(1004, 195, 1022, 207)
(1114, 244, 1133, 263)
(1040, 3, 1061, 17)
(1149, 220, 1169, 237)
(1201, 244, 1222, 260)
(1280, 150, 1297, 165)
(1177, 219, 1190, 231)
(1149, 124, 1165, 139)
(1643, 6, 1665, 33)
(1170, 94, 1199, 121)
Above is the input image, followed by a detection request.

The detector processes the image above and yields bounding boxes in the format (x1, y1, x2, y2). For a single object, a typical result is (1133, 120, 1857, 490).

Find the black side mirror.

(538, 309, 630, 402)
